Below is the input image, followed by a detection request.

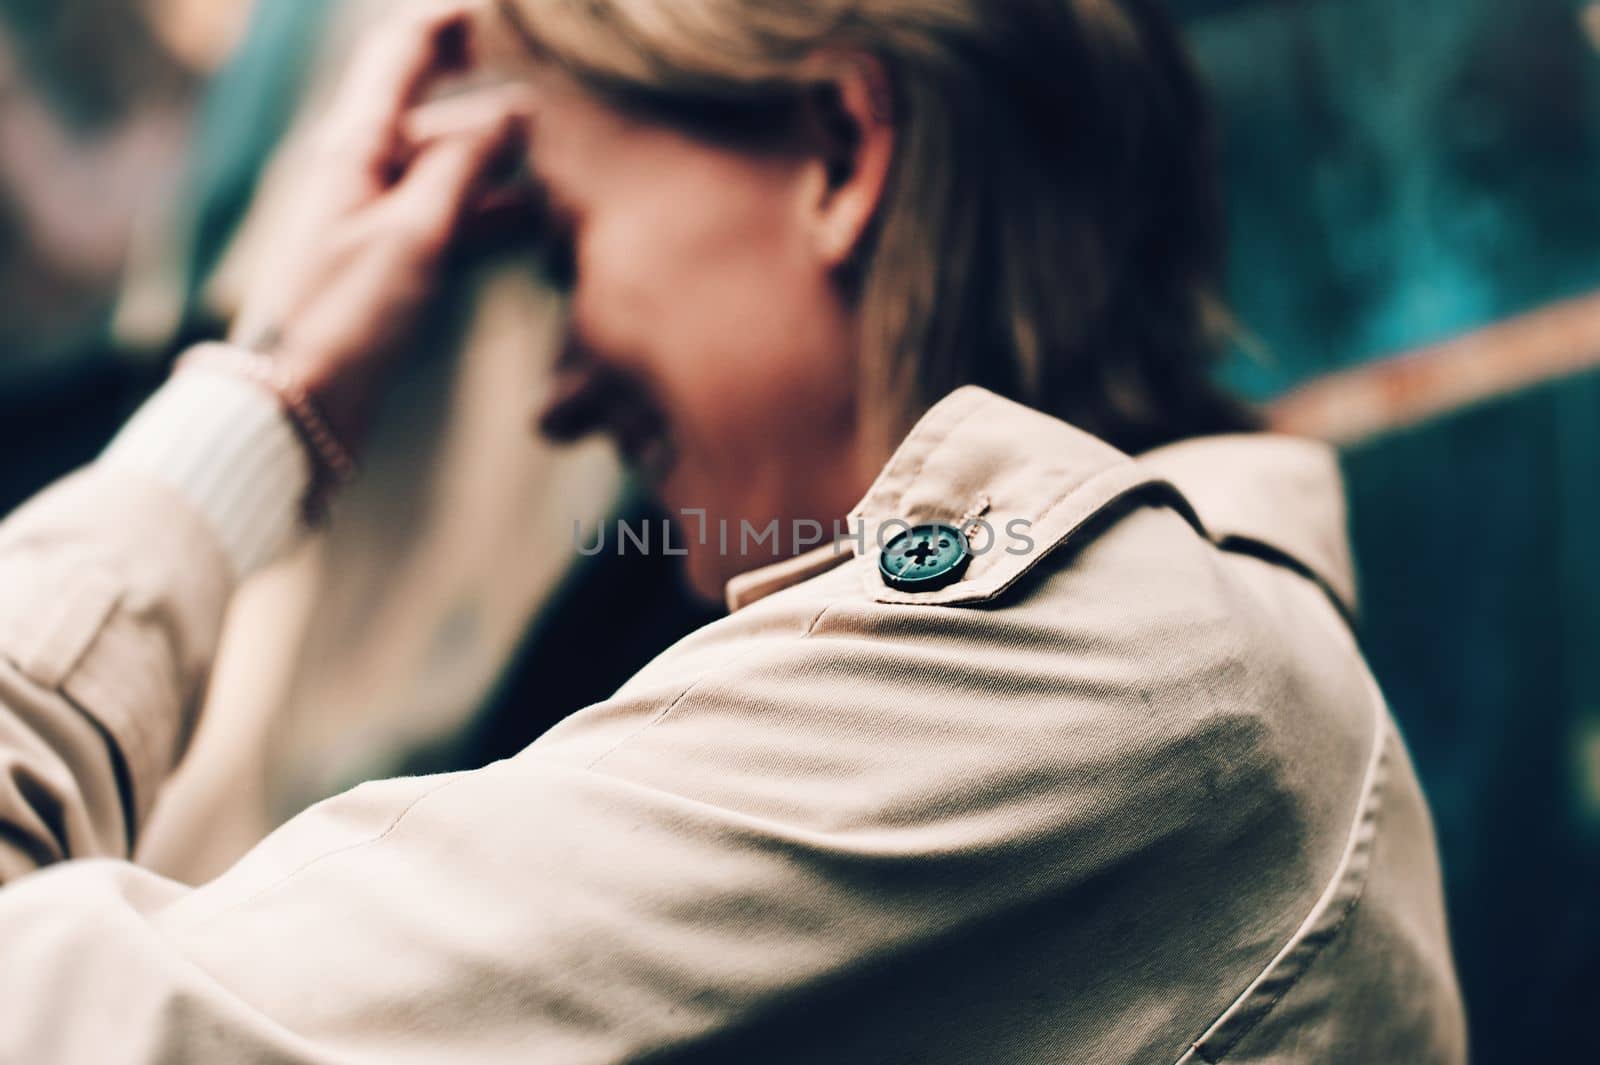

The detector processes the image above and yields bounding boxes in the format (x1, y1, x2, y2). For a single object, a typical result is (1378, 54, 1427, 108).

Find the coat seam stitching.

(183, 775, 465, 931)
(1175, 674, 1391, 1064)
(1205, 784, 1384, 1063)
(585, 601, 839, 772)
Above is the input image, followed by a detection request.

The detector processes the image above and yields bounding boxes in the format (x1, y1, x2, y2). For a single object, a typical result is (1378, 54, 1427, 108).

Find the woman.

(0, 1, 1464, 1061)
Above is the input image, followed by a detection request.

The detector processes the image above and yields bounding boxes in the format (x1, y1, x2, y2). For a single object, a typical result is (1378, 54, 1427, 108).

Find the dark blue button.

(879, 523, 972, 592)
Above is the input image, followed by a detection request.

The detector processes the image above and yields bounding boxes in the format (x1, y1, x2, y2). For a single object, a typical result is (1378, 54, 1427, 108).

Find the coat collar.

(1140, 431, 1356, 619)
(725, 387, 1354, 619)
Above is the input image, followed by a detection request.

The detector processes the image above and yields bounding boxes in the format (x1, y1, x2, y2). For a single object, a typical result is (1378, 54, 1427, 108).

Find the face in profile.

(523, 71, 889, 600)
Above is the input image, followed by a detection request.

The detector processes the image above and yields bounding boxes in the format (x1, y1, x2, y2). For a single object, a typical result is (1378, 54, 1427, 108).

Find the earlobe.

(803, 53, 896, 270)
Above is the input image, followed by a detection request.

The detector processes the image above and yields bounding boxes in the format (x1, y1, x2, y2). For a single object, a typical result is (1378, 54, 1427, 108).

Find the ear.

(798, 53, 895, 271)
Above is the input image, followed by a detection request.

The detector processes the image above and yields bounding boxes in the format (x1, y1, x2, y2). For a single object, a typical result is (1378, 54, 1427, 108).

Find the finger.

(400, 84, 539, 153)
(389, 109, 528, 254)
(332, 1, 487, 170)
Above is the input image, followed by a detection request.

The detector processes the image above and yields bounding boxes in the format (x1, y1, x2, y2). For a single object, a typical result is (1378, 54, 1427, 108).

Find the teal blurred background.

(1, 1, 1597, 1058)
(1188, 4, 1600, 1057)
(1199, 0, 1600, 389)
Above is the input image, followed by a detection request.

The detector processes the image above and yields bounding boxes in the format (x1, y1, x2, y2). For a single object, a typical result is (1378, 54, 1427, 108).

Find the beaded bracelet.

(175, 341, 359, 524)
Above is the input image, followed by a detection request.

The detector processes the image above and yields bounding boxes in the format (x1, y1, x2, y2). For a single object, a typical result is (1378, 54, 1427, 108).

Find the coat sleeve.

(0, 427, 901, 1065)
(0, 456, 991, 1064)
(0, 459, 1094, 1065)
(0, 462, 613, 1062)
(0, 468, 236, 881)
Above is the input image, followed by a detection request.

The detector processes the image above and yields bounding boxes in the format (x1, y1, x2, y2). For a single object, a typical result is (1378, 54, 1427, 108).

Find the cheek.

(571, 170, 856, 465)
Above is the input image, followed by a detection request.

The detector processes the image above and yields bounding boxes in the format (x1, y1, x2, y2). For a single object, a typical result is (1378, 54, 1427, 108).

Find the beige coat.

(0, 386, 1465, 1063)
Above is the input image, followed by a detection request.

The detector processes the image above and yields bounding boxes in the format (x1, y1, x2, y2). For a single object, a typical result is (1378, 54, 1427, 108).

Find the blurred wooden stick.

(1269, 288, 1600, 444)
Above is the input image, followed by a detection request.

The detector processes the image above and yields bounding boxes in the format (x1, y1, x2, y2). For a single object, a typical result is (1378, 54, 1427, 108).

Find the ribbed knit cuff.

(99, 364, 312, 581)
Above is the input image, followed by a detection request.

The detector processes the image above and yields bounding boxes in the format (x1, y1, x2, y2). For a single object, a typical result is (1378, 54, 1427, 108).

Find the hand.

(231, 1, 535, 455)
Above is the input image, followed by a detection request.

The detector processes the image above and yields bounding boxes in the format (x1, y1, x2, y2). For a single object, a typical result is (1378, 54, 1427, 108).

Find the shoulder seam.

(584, 600, 840, 771)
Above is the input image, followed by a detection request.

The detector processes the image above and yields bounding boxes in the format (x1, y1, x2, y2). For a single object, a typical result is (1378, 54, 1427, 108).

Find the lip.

(535, 358, 674, 480)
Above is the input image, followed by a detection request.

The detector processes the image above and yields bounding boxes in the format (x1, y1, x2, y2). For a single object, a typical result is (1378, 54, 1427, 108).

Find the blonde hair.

(498, 0, 1256, 453)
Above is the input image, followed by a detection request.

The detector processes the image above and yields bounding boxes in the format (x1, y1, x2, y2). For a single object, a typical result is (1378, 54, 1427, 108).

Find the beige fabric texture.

(0, 386, 1465, 1063)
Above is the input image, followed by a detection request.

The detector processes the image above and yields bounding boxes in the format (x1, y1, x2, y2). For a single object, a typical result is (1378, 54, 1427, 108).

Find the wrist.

(228, 325, 378, 462)
(100, 367, 312, 580)
(280, 353, 382, 463)
(176, 342, 360, 524)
